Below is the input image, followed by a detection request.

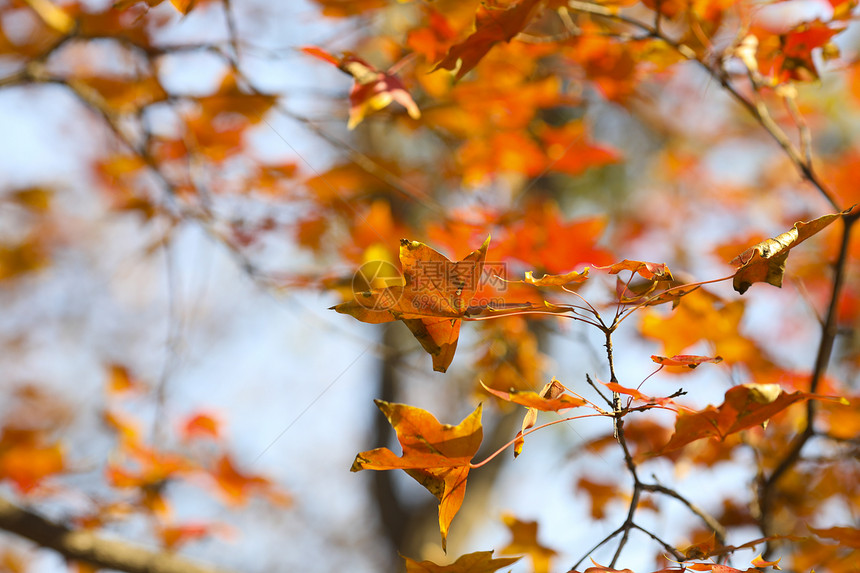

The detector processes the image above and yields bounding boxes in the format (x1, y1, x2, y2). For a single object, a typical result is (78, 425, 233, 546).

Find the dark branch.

(0, 496, 233, 573)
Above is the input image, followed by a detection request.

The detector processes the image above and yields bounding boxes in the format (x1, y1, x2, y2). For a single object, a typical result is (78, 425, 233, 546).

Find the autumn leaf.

(0, 429, 64, 493)
(22, 0, 75, 34)
(596, 259, 674, 281)
(601, 381, 679, 407)
(302, 46, 420, 129)
(574, 559, 635, 573)
(524, 267, 590, 286)
(499, 514, 557, 573)
(731, 210, 847, 294)
(181, 412, 221, 441)
(208, 454, 290, 507)
(681, 533, 718, 560)
(333, 237, 489, 372)
(640, 289, 776, 373)
(433, 0, 542, 80)
(809, 526, 860, 548)
(403, 550, 520, 573)
(497, 200, 613, 274)
(482, 379, 582, 457)
(158, 522, 232, 550)
(651, 354, 723, 369)
(351, 401, 483, 550)
(480, 380, 584, 412)
(750, 554, 782, 569)
(655, 384, 847, 454)
(576, 477, 620, 520)
(107, 364, 146, 395)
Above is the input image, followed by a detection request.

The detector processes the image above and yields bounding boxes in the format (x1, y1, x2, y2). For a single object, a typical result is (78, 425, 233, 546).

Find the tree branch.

(0, 496, 234, 573)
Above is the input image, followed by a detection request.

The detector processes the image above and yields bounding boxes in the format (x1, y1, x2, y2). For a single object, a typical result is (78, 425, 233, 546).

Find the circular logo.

(352, 260, 404, 310)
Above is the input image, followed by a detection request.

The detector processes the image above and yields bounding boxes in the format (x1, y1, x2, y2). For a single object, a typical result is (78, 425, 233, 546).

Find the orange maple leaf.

(302, 46, 421, 129)
(651, 354, 723, 369)
(0, 429, 64, 493)
(499, 514, 558, 573)
(655, 384, 847, 454)
(209, 454, 290, 507)
(351, 401, 483, 551)
(332, 237, 489, 372)
(403, 550, 520, 572)
(433, 0, 542, 80)
(181, 412, 221, 441)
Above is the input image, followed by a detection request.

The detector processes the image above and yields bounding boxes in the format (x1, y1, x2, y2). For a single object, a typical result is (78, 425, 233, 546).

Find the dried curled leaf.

(731, 209, 849, 294)
(481, 379, 582, 458)
(597, 259, 674, 281)
(524, 267, 590, 286)
(651, 354, 723, 369)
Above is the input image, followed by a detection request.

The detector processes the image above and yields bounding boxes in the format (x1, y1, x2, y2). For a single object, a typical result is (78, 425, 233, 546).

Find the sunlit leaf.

(22, 0, 74, 33)
(750, 554, 782, 569)
(597, 259, 674, 281)
(403, 550, 520, 572)
(655, 384, 847, 454)
(351, 401, 483, 550)
(651, 354, 723, 369)
(481, 379, 579, 457)
(480, 380, 584, 412)
(731, 210, 847, 294)
(333, 237, 489, 372)
(524, 267, 589, 286)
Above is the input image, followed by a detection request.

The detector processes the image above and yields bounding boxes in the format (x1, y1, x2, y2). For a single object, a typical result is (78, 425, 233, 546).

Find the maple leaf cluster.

(1, 0, 859, 571)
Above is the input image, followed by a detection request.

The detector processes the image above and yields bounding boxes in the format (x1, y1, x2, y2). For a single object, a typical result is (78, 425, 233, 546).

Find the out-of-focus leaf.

(181, 412, 221, 441)
(433, 0, 542, 80)
(809, 526, 860, 548)
(499, 514, 557, 573)
(302, 46, 420, 129)
(655, 384, 848, 454)
(22, 0, 74, 33)
(208, 454, 290, 507)
(576, 477, 620, 520)
(0, 429, 64, 493)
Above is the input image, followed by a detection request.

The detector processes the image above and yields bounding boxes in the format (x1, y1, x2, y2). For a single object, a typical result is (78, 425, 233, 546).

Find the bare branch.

(0, 496, 233, 573)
